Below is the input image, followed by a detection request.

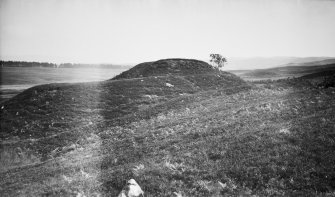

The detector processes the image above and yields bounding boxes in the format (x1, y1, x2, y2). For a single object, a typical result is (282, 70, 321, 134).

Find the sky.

(1, 0, 335, 65)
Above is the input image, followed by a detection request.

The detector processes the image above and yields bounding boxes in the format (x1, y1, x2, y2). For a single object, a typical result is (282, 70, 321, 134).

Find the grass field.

(230, 63, 335, 81)
(0, 67, 127, 103)
(0, 59, 334, 196)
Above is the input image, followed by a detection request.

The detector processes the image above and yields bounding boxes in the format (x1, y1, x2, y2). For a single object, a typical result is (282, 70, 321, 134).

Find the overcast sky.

(1, 0, 335, 64)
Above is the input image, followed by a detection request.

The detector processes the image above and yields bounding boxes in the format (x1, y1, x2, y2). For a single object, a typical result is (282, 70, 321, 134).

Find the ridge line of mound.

(112, 58, 219, 80)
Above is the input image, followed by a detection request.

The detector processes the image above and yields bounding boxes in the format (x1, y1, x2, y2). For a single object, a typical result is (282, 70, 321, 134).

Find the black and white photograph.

(1, 0, 335, 196)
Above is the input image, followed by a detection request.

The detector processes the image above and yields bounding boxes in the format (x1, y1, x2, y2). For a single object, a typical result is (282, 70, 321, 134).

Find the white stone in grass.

(143, 94, 158, 100)
(76, 191, 86, 197)
(173, 191, 183, 197)
(166, 83, 174, 87)
(62, 175, 73, 183)
(279, 128, 290, 134)
(218, 181, 227, 189)
(118, 179, 144, 197)
(133, 164, 145, 172)
(80, 169, 91, 179)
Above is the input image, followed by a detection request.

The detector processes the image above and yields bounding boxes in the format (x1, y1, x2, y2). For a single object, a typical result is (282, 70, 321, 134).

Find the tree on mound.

(210, 54, 227, 69)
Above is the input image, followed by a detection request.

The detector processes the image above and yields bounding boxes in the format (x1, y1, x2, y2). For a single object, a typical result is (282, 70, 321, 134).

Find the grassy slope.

(97, 80, 335, 196)
(0, 67, 127, 103)
(231, 63, 335, 81)
(1, 64, 335, 196)
(300, 70, 335, 79)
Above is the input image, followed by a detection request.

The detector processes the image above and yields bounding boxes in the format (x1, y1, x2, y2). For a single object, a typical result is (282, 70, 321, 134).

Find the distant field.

(0, 67, 127, 102)
(230, 63, 335, 81)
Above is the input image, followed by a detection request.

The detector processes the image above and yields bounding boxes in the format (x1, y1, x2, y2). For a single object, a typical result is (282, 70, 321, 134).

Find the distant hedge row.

(0, 60, 127, 68)
(1, 60, 57, 68)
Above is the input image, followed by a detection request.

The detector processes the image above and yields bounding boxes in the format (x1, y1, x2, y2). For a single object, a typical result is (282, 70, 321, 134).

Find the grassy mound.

(0, 59, 248, 162)
(2, 59, 334, 196)
(298, 67, 335, 88)
(232, 63, 335, 81)
(112, 58, 247, 91)
(300, 69, 335, 80)
(113, 58, 218, 79)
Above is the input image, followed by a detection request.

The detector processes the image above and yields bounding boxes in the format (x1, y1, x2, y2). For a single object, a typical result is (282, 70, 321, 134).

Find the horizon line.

(1, 55, 335, 65)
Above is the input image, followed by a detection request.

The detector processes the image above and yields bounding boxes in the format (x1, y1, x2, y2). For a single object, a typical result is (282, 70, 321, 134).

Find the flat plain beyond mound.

(1, 59, 334, 196)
